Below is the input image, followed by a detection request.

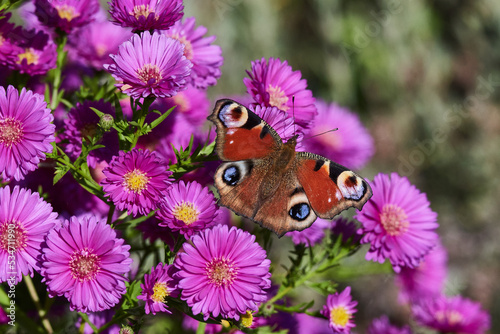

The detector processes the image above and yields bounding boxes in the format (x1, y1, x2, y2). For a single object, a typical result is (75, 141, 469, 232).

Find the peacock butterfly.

(208, 99, 372, 237)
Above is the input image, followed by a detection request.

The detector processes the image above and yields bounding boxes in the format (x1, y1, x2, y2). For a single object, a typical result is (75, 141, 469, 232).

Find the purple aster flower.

(286, 218, 329, 247)
(295, 313, 332, 334)
(101, 149, 174, 217)
(413, 295, 491, 334)
(0, 86, 55, 181)
(169, 84, 211, 128)
(304, 100, 374, 169)
(137, 263, 178, 315)
(321, 286, 358, 333)
(355, 173, 439, 273)
(69, 19, 133, 70)
(7, 27, 56, 75)
(0, 13, 20, 65)
(40, 215, 132, 312)
(330, 217, 361, 244)
(34, 0, 99, 34)
(0, 186, 58, 284)
(367, 315, 412, 334)
(396, 240, 447, 304)
(108, 0, 183, 31)
(157, 180, 220, 239)
(78, 309, 120, 334)
(61, 99, 118, 168)
(244, 57, 317, 128)
(163, 17, 223, 89)
(104, 31, 192, 99)
(175, 224, 272, 320)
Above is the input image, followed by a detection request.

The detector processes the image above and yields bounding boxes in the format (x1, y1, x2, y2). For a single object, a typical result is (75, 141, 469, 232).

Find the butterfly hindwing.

(208, 99, 282, 161)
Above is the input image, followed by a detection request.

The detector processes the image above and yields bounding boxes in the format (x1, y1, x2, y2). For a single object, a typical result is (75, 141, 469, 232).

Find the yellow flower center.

(131, 4, 157, 20)
(69, 248, 100, 282)
(152, 282, 169, 303)
(0, 221, 27, 253)
(436, 310, 463, 325)
(170, 34, 194, 60)
(267, 84, 289, 111)
(330, 306, 350, 327)
(123, 169, 149, 194)
(137, 64, 162, 85)
(206, 257, 237, 288)
(241, 310, 254, 328)
(0, 118, 24, 148)
(17, 48, 39, 65)
(172, 92, 190, 113)
(380, 204, 409, 236)
(55, 4, 79, 21)
(173, 202, 200, 225)
(220, 320, 231, 328)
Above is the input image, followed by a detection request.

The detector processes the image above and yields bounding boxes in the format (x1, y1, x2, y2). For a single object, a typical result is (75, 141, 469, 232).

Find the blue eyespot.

(289, 203, 310, 221)
(223, 166, 240, 186)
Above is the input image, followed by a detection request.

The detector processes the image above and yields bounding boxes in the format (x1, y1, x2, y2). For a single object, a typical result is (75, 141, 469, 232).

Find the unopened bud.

(99, 114, 114, 131)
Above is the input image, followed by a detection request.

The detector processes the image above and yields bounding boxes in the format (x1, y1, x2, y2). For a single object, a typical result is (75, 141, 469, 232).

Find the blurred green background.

(185, 0, 500, 332)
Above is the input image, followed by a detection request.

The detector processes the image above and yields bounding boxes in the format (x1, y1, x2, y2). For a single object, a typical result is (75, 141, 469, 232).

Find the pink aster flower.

(285, 218, 329, 247)
(305, 100, 374, 169)
(138, 263, 178, 315)
(321, 286, 358, 333)
(104, 31, 192, 99)
(69, 19, 133, 70)
(175, 224, 272, 320)
(330, 217, 361, 244)
(61, 99, 119, 168)
(244, 57, 317, 128)
(7, 27, 56, 75)
(101, 149, 173, 217)
(367, 315, 412, 334)
(355, 173, 439, 272)
(157, 180, 220, 239)
(34, 0, 99, 34)
(0, 186, 58, 284)
(412, 295, 491, 334)
(40, 215, 132, 312)
(163, 17, 223, 89)
(396, 240, 447, 304)
(108, 0, 183, 31)
(0, 86, 55, 181)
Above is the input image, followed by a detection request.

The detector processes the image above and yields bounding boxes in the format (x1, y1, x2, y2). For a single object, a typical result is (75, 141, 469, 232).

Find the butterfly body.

(208, 99, 372, 237)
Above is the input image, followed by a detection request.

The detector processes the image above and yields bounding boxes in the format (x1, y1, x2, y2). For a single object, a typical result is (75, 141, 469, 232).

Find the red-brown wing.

(207, 99, 282, 161)
(295, 152, 372, 219)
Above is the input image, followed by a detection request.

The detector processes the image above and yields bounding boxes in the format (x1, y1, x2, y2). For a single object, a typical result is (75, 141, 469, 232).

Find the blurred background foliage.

(185, 0, 500, 332)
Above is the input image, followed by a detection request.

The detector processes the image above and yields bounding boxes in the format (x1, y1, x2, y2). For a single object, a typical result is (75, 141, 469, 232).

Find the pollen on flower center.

(173, 202, 200, 225)
(131, 5, 157, 20)
(69, 248, 100, 281)
(123, 169, 149, 194)
(152, 281, 169, 303)
(170, 34, 194, 60)
(267, 84, 289, 111)
(55, 4, 80, 21)
(0, 118, 24, 148)
(17, 48, 39, 65)
(241, 310, 254, 328)
(380, 204, 409, 236)
(206, 257, 237, 287)
(330, 306, 350, 327)
(137, 64, 162, 85)
(0, 221, 27, 253)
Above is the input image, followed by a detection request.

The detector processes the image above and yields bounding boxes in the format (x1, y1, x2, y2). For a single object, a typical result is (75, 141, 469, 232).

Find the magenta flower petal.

(101, 149, 174, 217)
(40, 215, 132, 312)
(367, 315, 412, 334)
(104, 30, 192, 99)
(321, 286, 358, 333)
(0, 86, 55, 181)
(138, 263, 179, 315)
(34, 0, 100, 33)
(175, 225, 271, 320)
(0, 186, 58, 284)
(355, 173, 439, 272)
(109, 0, 183, 31)
(285, 218, 329, 247)
(157, 180, 220, 239)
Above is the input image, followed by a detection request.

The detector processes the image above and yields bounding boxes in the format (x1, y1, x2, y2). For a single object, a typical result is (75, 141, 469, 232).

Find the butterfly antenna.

(301, 128, 339, 142)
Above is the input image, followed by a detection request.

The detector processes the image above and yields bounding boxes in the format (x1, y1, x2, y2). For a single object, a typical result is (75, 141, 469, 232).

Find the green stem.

(24, 275, 53, 334)
(130, 97, 155, 149)
(50, 35, 68, 110)
(196, 321, 207, 334)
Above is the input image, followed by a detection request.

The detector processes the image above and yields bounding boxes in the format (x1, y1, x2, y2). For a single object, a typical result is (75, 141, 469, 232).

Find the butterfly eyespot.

(289, 203, 310, 221)
(223, 166, 240, 186)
